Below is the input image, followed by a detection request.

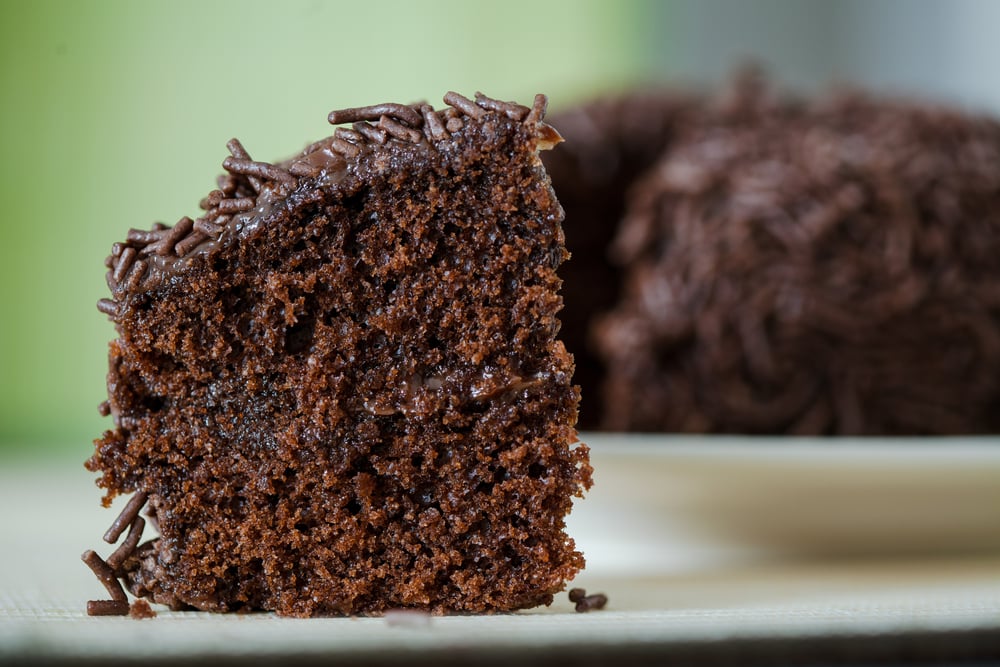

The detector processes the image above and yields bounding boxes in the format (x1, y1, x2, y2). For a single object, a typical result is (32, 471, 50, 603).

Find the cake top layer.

(98, 92, 562, 313)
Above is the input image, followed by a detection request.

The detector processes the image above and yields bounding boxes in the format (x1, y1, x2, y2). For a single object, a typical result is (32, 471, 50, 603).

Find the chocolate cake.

(85, 92, 592, 616)
(541, 90, 704, 429)
(546, 73, 1000, 434)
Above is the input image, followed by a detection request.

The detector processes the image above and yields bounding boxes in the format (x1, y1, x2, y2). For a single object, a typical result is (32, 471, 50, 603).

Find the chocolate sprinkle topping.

(193, 218, 224, 237)
(474, 92, 530, 121)
(103, 491, 148, 544)
(111, 246, 136, 284)
(87, 600, 130, 616)
(216, 197, 255, 213)
(97, 92, 557, 303)
(421, 105, 448, 141)
(352, 121, 388, 145)
(82, 550, 127, 603)
(96, 299, 118, 319)
(143, 217, 193, 257)
(222, 157, 295, 185)
(524, 94, 548, 127)
(106, 515, 145, 570)
(330, 137, 362, 158)
(288, 161, 321, 178)
(124, 259, 148, 291)
(333, 127, 365, 144)
(379, 115, 424, 143)
(327, 102, 423, 127)
(225, 138, 262, 192)
(545, 75, 1000, 434)
(174, 231, 209, 257)
(443, 91, 485, 120)
(85, 493, 149, 616)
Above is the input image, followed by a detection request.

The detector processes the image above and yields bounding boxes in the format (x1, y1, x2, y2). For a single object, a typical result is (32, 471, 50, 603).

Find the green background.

(0, 0, 652, 459)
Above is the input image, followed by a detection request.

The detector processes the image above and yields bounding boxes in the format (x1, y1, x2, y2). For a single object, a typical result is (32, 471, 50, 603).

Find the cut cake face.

(85, 92, 591, 617)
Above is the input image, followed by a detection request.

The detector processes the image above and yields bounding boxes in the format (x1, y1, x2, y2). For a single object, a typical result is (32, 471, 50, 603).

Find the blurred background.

(3, 0, 1000, 460)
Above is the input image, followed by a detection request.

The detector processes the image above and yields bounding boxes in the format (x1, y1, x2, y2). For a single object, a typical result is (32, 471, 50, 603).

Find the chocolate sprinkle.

(443, 91, 485, 120)
(333, 127, 365, 144)
(85, 492, 150, 616)
(222, 157, 296, 185)
(475, 92, 530, 121)
(378, 115, 423, 143)
(225, 138, 263, 192)
(199, 189, 225, 211)
(82, 550, 127, 603)
(288, 161, 321, 178)
(330, 137, 362, 158)
(96, 299, 119, 319)
(124, 259, 148, 291)
(112, 246, 137, 284)
(327, 102, 423, 128)
(524, 94, 548, 127)
(87, 599, 130, 616)
(217, 197, 255, 213)
(353, 121, 388, 144)
(106, 515, 145, 570)
(143, 217, 193, 257)
(174, 231, 209, 257)
(193, 218, 224, 237)
(103, 491, 148, 544)
(421, 105, 448, 141)
(126, 229, 161, 245)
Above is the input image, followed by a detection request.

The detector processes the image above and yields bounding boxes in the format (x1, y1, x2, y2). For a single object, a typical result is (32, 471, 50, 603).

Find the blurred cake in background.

(546, 72, 1000, 435)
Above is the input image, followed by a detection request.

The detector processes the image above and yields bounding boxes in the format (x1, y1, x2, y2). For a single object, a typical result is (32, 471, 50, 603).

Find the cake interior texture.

(86, 94, 591, 616)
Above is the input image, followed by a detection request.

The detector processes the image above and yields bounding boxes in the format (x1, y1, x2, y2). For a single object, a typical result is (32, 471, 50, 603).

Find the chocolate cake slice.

(85, 92, 591, 616)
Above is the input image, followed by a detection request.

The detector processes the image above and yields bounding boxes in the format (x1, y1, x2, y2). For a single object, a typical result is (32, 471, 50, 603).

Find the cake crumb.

(129, 599, 157, 619)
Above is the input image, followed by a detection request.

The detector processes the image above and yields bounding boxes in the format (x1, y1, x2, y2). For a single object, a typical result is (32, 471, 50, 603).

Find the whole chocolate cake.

(85, 93, 592, 616)
(546, 73, 1000, 434)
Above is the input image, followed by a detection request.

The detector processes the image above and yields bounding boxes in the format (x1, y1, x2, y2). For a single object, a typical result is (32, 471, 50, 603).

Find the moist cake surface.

(85, 92, 591, 616)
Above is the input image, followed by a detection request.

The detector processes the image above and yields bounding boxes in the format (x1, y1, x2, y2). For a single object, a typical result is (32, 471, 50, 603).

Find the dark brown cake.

(546, 74, 1000, 434)
(541, 90, 704, 429)
(85, 92, 592, 616)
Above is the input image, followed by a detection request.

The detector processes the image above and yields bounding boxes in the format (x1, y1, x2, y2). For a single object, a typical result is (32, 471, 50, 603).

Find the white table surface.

(2, 435, 999, 664)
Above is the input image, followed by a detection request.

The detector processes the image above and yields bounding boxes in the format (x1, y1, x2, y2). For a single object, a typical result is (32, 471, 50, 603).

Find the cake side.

(86, 93, 591, 616)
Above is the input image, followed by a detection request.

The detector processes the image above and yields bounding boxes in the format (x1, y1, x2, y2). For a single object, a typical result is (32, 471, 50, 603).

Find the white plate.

(573, 434, 1000, 574)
